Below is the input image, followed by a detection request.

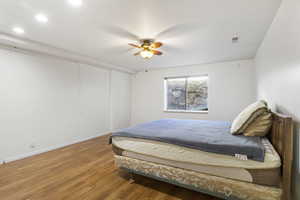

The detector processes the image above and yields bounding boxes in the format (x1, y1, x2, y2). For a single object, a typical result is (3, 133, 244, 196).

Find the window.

(164, 75, 208, 112)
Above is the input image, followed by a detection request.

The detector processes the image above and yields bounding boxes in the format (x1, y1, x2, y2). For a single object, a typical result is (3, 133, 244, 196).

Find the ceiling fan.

(128, 39, 163, 59)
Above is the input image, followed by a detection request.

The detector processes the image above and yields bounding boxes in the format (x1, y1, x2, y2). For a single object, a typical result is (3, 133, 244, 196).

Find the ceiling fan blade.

(151, 42, 163, 48)
(152, 50, 163, 55)
(129, 43, 141, 48)
(101, 25, 139, 41)
(134, 51, 141, 56)
(155, 23, 202, 40)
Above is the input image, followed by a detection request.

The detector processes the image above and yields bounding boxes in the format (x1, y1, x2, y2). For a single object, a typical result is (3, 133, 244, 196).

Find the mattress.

(111, 119, 265, 161)
(112, 137, 281, 187)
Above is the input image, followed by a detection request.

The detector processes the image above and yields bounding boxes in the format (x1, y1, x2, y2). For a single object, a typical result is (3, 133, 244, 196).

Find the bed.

(110, 112, 293, 200)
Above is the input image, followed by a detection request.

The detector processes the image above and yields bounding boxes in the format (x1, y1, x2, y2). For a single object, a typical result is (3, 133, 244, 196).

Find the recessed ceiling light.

(35, 13, 48, 23)
(68, 0, 82, 7)
(12, 27, 25, 35)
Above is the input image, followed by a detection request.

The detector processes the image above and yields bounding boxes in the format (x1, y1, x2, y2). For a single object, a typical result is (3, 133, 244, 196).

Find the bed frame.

(268, 112, 294, 200)
(113, 112, 294, 200)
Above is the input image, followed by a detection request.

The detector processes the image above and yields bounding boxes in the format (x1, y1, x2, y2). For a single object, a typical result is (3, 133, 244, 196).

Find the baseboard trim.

(3, 132, 110, 164)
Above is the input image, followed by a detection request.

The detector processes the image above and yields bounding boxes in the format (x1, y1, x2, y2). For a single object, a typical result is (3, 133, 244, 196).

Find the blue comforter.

(111, 119, 265, 162)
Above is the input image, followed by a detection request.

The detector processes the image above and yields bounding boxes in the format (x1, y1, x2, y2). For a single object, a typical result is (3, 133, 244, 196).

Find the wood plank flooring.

(0, 134, 220, 200)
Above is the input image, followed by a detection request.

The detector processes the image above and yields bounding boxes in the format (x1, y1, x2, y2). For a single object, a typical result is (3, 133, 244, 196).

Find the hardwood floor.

(0, 134, 220, 200)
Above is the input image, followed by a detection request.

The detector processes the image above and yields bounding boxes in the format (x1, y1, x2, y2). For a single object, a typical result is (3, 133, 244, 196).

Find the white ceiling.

(0, 0, 281, 72)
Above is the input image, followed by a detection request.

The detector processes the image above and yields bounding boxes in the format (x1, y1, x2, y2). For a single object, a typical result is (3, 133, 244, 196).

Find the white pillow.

(231, 100, 268, 134)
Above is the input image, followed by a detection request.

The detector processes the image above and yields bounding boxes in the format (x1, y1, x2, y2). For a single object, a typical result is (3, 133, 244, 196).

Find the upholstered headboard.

(269, 112, 294, 200)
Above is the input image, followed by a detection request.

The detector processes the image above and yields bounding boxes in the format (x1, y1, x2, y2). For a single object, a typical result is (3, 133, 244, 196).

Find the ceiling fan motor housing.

(140, 39, 155, 48)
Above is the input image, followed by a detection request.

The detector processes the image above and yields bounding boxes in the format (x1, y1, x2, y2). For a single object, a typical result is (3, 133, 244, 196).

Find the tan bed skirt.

(115, 155, 282, 200)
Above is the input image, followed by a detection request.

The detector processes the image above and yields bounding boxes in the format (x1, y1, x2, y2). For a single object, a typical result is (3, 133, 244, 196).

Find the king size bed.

(110, 112, 293, 200)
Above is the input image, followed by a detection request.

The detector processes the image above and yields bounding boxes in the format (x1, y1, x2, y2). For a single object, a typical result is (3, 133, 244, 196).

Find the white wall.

(110, 70, 132, 130)
(0, 48, 131, 162)
(254, 0, 300, 199)
(131, 59, 256, 125)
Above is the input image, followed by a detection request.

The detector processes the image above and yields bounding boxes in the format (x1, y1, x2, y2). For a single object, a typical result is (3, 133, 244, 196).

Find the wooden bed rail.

(269, 112, 294, 200)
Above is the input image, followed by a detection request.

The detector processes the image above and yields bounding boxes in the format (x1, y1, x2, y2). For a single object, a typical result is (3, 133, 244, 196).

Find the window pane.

(166, 78, 186, 110)
(187, 76, 208, 111)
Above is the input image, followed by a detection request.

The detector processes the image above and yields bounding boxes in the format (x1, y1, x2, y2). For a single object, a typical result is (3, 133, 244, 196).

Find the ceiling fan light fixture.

(130, 39, 163, 59)
(140, 50, 154, 59)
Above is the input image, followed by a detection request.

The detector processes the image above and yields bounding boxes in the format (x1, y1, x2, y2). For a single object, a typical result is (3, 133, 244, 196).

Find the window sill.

(163, 110, 208, 114)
